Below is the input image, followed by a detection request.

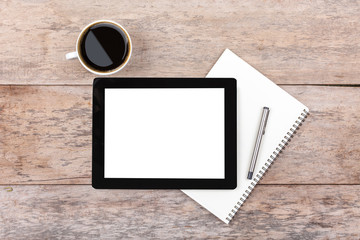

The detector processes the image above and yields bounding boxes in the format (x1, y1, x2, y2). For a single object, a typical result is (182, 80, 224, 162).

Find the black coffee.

(79, 23, 130, 72)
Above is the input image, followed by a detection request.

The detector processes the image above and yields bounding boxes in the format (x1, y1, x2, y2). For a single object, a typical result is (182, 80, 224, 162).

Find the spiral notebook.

(182, 49, 309, 224)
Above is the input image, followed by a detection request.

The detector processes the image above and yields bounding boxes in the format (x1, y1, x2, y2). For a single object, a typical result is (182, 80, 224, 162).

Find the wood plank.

(0, 86, 91, 184)
(264, 85, 360, 184)
(0, 0, 359, 84)
(0, 85, 359, 184)
(1, 185, 359, 239)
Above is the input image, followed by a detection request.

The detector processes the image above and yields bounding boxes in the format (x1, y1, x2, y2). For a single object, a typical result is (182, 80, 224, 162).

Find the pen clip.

(262, 108, 270, 135)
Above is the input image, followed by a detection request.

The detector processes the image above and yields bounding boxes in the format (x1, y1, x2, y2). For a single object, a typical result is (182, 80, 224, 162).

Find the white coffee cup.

(66, 20, 132, 75)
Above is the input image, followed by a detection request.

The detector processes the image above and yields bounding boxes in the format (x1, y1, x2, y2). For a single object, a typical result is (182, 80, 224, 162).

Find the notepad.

(182, 49, 309, 224)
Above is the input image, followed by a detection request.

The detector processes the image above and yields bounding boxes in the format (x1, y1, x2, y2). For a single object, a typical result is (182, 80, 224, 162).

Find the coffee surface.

(80, 23, 129, 72)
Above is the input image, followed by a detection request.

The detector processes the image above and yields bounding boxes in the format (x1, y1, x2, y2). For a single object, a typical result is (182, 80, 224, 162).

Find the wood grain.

(0, 85, 359, 184)
(0, 0, 359, 84)
(1, 0, 359, 237)
(0, 86, 91, 184)
(1, 185, 359, 239)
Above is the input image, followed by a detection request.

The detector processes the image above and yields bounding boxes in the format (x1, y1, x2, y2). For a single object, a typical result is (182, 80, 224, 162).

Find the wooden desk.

(1, 0, 359, 238)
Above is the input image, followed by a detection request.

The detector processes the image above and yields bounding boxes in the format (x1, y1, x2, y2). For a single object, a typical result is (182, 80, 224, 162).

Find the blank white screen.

(104, 88, 224, 179)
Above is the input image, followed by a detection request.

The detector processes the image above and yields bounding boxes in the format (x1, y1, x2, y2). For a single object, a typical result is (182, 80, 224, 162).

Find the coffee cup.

(66, 20, 132, 75)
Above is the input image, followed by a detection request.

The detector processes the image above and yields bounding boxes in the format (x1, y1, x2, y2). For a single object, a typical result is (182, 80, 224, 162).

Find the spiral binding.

(225, 109, 310, 223)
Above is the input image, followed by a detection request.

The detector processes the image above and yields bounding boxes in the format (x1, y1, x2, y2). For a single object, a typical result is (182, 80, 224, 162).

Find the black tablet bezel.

(92, 78, 236, 189)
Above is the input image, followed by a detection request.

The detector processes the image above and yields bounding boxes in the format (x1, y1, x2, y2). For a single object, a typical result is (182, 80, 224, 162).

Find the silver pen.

(247, 107, 270, 180)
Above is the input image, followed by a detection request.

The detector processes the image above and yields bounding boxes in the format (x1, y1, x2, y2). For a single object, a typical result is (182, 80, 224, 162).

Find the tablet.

(92, 78, 236, 189)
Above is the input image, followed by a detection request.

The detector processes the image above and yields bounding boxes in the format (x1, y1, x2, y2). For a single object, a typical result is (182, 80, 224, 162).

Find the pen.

(247, 107, 270, 180)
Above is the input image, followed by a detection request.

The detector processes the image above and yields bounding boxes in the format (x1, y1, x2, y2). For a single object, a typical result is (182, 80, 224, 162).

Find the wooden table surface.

(1, 0, 359, 239)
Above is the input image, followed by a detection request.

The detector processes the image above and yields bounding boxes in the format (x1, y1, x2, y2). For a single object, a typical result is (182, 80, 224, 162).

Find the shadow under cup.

(77, 21, 131, 74)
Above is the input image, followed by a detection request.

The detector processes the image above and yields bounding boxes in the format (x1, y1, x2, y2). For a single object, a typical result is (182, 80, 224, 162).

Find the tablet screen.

(104, 88, 225, 179)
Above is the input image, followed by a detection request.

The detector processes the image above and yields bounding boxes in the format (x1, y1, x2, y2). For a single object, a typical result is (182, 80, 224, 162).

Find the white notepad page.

(182, 49, 309, 224)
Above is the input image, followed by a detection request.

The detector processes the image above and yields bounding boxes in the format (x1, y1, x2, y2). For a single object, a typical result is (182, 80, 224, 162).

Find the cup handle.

(65, 51, 78, 60)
